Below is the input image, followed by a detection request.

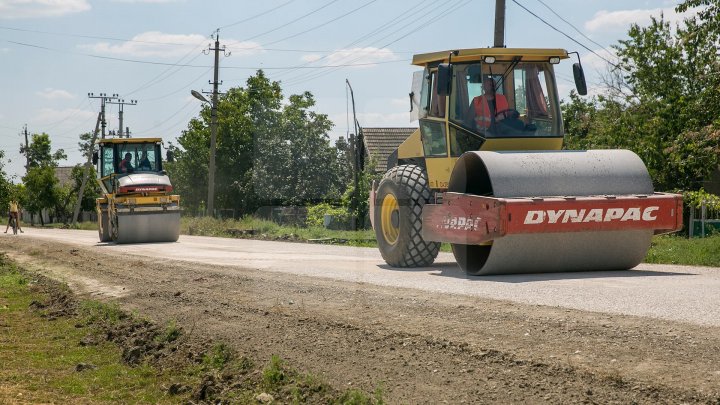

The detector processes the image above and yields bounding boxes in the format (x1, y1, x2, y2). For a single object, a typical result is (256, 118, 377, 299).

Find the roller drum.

(448, 150, 655, 275)
(114, 211, 180, 244)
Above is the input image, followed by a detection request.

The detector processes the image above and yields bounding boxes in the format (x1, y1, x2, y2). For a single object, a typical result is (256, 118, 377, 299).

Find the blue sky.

(0, 0, 698, 181)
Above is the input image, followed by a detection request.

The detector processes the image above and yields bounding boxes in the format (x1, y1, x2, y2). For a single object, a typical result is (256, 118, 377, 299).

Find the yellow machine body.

(95, 137, 180, 244)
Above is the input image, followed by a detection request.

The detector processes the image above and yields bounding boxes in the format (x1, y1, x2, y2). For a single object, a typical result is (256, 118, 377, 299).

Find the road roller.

(370, 48, 683, 275)
(93, 137, 180, 244)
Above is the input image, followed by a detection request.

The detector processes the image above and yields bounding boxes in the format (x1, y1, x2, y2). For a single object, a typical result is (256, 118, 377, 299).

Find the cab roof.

(411, 48, 569, 66)
(96, 137, 162, 145)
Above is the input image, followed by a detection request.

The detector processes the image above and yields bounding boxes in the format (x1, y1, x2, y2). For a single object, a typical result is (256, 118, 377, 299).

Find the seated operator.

(467, 77, 532, 135)
(138, 151, 152, 171)
(119, 152, 134, 174)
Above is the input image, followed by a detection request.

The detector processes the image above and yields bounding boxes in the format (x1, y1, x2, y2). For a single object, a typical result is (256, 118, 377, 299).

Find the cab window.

(420, 120, 447, 157)
(101, 146, 114, 177)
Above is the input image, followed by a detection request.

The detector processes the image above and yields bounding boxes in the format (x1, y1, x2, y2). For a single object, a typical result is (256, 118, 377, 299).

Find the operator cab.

(93, 138, 166, 194)
(410, 48, 586, 157)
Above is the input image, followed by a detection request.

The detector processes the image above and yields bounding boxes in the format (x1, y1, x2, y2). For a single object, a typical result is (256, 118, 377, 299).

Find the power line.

(218, 0, 297, 30)
(270, 0, 434, 81)
(5, 38, 405, 69)
(510, 0, 624, 71)
(242, 0, 343, 42)
(282, 0, 469, 87)
(533, 0, 618, 61)
(0, 25, 199, 46)
(260, 0, 378, 47)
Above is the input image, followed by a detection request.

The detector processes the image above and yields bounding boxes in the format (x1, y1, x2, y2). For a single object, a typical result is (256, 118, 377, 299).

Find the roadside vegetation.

(0, 254, 384, 404)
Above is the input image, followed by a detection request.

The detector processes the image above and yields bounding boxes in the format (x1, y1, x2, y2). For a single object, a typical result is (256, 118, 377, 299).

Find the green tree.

(170, 70, 347, 216)
(20, 133, 66, 224)
(22, 166, 58, 225)
(21, 133, 66, 168)
(562, 10, 720, 191)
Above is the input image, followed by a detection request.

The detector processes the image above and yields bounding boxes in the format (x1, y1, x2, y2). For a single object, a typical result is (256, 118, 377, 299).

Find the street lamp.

(191, 89, 217, 218)
(191, 90, 209, 104)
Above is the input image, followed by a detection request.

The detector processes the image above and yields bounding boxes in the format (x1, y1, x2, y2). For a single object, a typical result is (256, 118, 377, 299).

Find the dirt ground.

(2, 236, 720, 404)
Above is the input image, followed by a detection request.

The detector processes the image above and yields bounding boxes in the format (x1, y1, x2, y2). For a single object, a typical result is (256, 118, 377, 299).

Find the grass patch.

(0, 256, 192, 403)
(182, 216, 377, 247)
(0, 254, 385, 403)
(645, 234, 720, 267)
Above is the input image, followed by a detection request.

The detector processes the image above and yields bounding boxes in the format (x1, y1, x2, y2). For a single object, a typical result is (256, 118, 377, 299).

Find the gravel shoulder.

(2, 235, 719, 404)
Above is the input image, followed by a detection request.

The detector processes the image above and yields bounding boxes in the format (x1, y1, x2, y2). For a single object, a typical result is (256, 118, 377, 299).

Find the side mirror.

(166, 150, 174, 163)
(92, 151, 98, 165)
(437, 63, 452, 97)
(573, 63, 588, 96)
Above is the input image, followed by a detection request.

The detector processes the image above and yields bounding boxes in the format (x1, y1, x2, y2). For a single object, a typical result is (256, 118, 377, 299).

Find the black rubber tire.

(374, 165, 440, 267)
(98, 206, 111, 242)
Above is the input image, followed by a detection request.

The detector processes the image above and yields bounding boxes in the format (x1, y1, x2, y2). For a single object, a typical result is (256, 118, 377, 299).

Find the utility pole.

(494, 0, 506, 48)
(346, 79, 361, 229)
(71, 112, 102, 226)
(88, 93, 118, 138)
(106, 98, 137, 138)
(22, 124, 29, 173)
(202, 31, 230, 217)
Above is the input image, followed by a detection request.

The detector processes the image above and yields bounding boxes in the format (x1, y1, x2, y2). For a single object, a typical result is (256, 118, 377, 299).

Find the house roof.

(54, 166, 74, 187)
(361, 127, 416, 173)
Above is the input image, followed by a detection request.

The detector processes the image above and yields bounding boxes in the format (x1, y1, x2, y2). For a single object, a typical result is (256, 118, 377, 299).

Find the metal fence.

(688, 202, 720, 237)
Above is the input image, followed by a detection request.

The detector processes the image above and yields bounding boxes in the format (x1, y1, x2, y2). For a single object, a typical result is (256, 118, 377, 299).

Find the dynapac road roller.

(94, 137, 180, 243)
(370, 48, 683, 275)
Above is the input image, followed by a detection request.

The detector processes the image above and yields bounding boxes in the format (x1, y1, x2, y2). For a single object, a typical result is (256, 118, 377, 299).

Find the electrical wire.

(218, 0, 297, 30)
(241, 0, 343, 42)
(282, 0, 469, 88)
(269, 0, 434, 81)
(5, 38, 405, 69)
(260, 0, 378, 47)
(0, 25, 200, 46)
(533, 0, 618, 61)
(511, 0, 625, 71)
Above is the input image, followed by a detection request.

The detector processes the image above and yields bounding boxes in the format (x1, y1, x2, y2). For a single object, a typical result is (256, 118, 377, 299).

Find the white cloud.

(582, 47, 619, 71)
(585, 6, 701, 33)
(36, 107, 96, 126)
(0, 0, 90, 19)
(303, 47, 399, 69)
(36, 88, 75, 100)
(79, 31, 263, 58)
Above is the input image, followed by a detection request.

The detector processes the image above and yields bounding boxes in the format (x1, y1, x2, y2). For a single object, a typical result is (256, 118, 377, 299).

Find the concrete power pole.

(107, 98, 137, 138)
(88, 93, 118, 138)
(22, 124, 29, 173)
(494, 0, 506, 48)
(71, 112, 102, 226)
(203, 31, 229, 217)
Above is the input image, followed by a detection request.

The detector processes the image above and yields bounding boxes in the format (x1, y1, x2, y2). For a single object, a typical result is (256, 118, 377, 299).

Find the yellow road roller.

(94, 137, 180, 244)
(370, 48, 683, 275)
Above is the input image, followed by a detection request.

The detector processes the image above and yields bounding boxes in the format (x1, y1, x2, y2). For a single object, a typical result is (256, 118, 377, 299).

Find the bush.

(306, 203, 353, 230)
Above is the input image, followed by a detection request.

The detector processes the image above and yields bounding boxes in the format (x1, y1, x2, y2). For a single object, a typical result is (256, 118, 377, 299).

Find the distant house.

(54, 166, 74, 187)
(360, 127, 416, 174)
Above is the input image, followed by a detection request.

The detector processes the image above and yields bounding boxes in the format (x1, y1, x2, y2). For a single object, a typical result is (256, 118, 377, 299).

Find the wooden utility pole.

(71, 112, 102, 226)
(203, 31, 229, 217)
(494, 0, 506, 48)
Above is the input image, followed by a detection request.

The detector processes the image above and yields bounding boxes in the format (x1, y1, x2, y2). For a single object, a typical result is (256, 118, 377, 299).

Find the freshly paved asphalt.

(6, 227, 719, 327)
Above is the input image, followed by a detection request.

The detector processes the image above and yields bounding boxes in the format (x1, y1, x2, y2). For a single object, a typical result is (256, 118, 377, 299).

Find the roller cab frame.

(94, 137, 180, 243)
(370, 48, 683, 275)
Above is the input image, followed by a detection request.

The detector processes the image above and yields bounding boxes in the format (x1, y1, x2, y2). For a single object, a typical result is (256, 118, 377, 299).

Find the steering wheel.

(495, 108, 520, 120)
